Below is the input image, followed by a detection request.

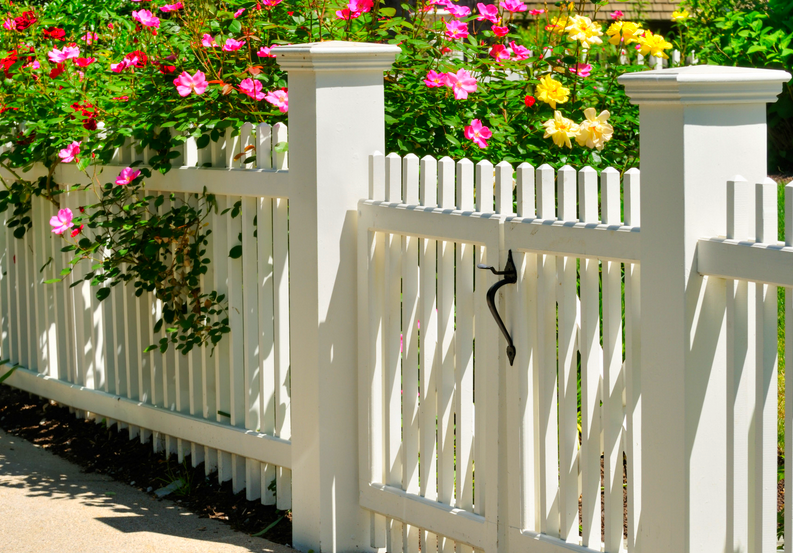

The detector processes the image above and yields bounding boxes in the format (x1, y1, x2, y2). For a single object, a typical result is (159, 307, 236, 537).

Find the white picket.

(273, 194, 292, 510)
(402, 153, 421, 553)
(418, 154, 439, 553)
(437, 156, 456, 553)
(602, 167, 624, 551)
(242, 195, 262, 501)
(623, 167, 641, 553)
(578, 166, 602, 548)
(535, 164, 559, 537)
(384, 152, 404, 553)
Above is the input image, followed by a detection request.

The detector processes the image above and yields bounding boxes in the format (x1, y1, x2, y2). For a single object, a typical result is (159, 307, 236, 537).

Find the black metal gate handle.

(477, 250, 517, 366)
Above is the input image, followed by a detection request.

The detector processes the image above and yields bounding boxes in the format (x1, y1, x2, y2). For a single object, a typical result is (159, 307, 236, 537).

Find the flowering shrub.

(0, 0, 681, 352)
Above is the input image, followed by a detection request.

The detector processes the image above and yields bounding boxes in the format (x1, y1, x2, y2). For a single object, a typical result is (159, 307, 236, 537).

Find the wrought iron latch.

(477, 250, 517, 366)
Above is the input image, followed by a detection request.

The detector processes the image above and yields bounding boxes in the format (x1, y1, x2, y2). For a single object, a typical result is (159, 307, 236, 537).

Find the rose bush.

(0, 0, 682, 352)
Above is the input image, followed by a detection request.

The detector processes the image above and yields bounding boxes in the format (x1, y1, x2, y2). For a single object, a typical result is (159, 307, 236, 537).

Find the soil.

(0, 384, 292, 547)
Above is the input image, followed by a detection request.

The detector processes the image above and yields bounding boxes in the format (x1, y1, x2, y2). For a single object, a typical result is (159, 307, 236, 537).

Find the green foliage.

(684, 0, 793, 173)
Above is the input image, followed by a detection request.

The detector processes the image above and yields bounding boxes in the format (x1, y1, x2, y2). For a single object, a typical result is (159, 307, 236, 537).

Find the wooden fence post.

(274, 41, 400, 553)
(619, 66, 789, 553)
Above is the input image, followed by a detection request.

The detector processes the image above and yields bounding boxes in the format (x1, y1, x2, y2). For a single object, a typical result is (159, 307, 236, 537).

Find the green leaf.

(229, 245, 243, 259)
(96, 288, 111, 302)
(229, 19, 242, 34)
(0, 365, 18, 384)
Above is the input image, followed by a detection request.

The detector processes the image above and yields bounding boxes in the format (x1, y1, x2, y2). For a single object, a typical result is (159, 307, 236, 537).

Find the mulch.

(0, 384, 292, 546)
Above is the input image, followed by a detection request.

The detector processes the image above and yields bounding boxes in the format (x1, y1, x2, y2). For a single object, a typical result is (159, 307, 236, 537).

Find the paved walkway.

(0, 428, 296, 553)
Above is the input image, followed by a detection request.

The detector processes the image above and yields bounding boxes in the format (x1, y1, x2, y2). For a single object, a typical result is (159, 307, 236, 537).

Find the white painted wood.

(456, 156, 476, 545)
(242, 196, 262, 501)
(256, 196, 276, 504)
(227, 194, 246, 493)
(360, 483, 488, 551)
(516, 163, 535, 218)
(555, 166, 579, 544)
(495, 162, 512, 215)
(787, 183, 793, 553)
(386, 153, 402, 203)
(240, 122, 255, 169)
(402, 154, 420, 553)
(225, 127, 239, 169)
(623, 167, 641, 553)
(272, 196, 292, 510)
(437, 156, 456, 553)
(601, 167, 624, 552)
(476, 160, 494, 213)
(577, 166, 602, 548)
(271, 122, 288, 170)
(752, 178, 777, 553)
(276, 41, 400, 552)
(535, 163, 559, 537)
(384, 152, 404, 553)
(370, 152, 385, 201)
(0, 364, 292, 467)
(256, 123, 273, 171)
(419, 155, 438, 553)
(403, 154, 420, 205)
(727, 177, 756, 553)
(200, 192, 218, 473)
(212, 195, 233, 483)
(420, 156, 437, 208)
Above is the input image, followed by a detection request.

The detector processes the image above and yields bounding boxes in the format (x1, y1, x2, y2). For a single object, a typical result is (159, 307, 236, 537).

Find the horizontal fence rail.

(0, 122, 293, 509)
(360, 152, 642, 553)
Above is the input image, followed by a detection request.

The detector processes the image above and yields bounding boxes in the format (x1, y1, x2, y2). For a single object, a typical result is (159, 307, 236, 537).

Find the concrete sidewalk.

(0, 428, 296, 553)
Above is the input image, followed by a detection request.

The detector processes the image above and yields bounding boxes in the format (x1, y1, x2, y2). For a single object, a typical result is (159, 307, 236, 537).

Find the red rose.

(42, 27, 65, 40)
(524, 95, 536, 107)
(14, 10, 36, 31)
(1, 50, 18, 78)
(49, 62, 65, 79)
(124, 50, 147, 68)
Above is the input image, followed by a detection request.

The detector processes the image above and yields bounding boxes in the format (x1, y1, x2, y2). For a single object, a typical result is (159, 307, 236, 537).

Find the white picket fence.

(0, 122, 293, 508)
(1, 42, 792, 553)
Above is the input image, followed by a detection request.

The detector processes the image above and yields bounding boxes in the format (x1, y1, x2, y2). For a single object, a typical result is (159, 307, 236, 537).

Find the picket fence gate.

(1, 42, 793, 553)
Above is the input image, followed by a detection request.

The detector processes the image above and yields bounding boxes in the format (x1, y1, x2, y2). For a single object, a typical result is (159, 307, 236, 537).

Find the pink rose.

(444, 69, 477, 100)
(115, 167, 141, 186)
(239, 78, 265, 100)
(222, 38, 246, 52)
(445, 20, 469, 40)
(464, 119, 492, 148)
(58, 141, 81, 163)
(49, 208, 75, 235)
(173, 70, 208, 96)
(265, 89, 288, 112)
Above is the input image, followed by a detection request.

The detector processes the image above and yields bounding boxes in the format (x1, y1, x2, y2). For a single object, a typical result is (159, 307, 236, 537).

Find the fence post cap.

(273, 41, 401, 72)
(618, 65, 791, 105)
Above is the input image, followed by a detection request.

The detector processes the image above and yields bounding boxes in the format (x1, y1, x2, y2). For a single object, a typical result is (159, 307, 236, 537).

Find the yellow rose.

(543, 111, 580, 149)
(606, 21, 643, 46)
(671, 9, 689, 22)
(637, 30, 673, 59)
(576, 108, 614, 151)
(534, 75, 570, 109)
(565, 15, 604, 49)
